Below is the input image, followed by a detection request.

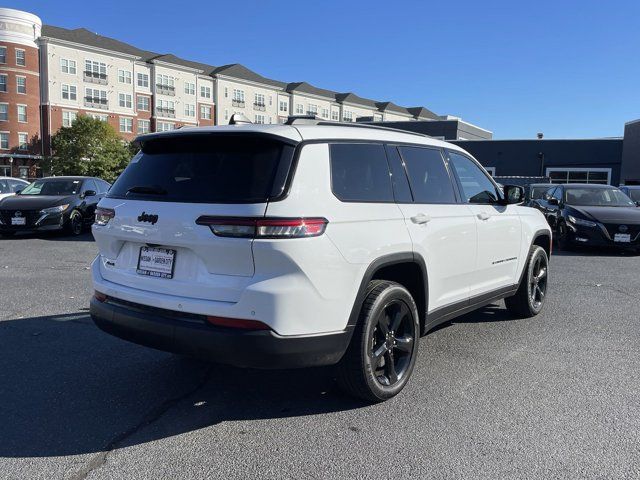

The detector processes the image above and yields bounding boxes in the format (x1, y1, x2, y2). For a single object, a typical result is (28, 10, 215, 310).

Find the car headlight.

(567, 215, 596, 227)
(40, 204, 69, 214)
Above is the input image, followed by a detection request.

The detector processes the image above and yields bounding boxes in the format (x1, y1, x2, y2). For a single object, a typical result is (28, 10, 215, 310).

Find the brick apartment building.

(0, 7, 483, 179)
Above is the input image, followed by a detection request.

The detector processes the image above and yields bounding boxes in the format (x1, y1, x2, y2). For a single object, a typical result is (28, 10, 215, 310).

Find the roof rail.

(285, 115, 321, 125)
(285, 116, 433, 140)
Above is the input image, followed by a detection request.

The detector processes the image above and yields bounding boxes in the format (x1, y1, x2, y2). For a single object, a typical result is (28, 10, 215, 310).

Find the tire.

(65, 210, 83, 236)
(505, 245, 549, 318)
(337, 280, 420, 403)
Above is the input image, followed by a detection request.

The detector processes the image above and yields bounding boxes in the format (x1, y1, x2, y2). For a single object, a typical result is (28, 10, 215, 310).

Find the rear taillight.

(206, 315, 271, 330)
(95, 207, 115, 226)
(196, 217, 328, 239)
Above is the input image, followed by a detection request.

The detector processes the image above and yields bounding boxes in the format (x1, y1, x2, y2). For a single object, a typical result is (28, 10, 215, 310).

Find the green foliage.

(45, 115, 133, 182)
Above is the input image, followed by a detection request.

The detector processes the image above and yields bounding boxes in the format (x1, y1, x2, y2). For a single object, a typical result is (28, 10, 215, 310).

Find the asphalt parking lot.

(1, 233, 639, 480)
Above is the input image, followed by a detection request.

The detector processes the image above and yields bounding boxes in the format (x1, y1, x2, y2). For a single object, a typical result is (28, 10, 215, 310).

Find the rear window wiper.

(126, 185, 168, 195)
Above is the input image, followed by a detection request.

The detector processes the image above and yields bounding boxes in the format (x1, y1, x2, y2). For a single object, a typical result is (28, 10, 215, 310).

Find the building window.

(16, 76, 26, 94)
(119, 93, 132, 108)
(62, 84, 77, 100)
(119, 117, 133, 133)
(62, 110, 77, 127)
(137, 119, 150, 134)
(224, 87, 228, 98)
(88, 113, 108, 122)
(156, 74, 175, 94)
(118, 69, 132, 84)
(307, 104, 318, 116)
(85, 88, 108, 107)
(184, 82, 195, 95)
(0, 132, 8, 149)
(157, 121, 175, 132)
(61, 58, 76, 74)
(184, 103, 195, 117)
(85, 60, 107, 79)
(18, 132, 28, 150)
(343, 111, 353, 122)
(254, 93, 265, 108)
(200, 105, 212, 120)
(200, 85, 211, 99)
(156, 99, 175, 117)
(295, 104, 303, 114)
(546, 168, 612, 185)
(279, 100, 288, 113)
(255, 114, 265, 124)
(331, 110, 339, 121)
(224, 109, 228, 120)
(321, 108, 329, 118)
(137, 72, 149, 87)
(0, 103, 7, 121)
(232, 89, 244, 106)
(18, 166, 28, 179)
(0, 74, 6, 92)
(15, 49, 25, 66)
(137, 95, 149, 111)
(17, 105, 27, 123)
(0, 47, 6, 64)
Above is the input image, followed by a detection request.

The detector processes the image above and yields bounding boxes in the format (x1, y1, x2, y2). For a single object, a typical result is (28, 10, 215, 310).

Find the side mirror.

(548, 197, 559, 206)
(502, 185, 524, 204)
(14, 190, 21, 195)
(82, 190, 96, 198)
(636, 201, 640, 207)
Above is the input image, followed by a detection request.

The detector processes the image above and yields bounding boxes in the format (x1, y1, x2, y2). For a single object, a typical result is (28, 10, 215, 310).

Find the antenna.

(229, 113, 252, 125)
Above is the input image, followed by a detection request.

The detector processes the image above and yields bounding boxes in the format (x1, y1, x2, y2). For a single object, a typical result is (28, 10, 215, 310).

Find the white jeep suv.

(90, 119, 551, 402)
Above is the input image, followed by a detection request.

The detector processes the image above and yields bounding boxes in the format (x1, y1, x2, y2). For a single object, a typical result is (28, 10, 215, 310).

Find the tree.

(46, 115, 132, 182)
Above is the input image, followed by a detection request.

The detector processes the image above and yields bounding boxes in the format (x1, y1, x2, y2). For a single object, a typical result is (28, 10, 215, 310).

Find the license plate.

(137, 247, 176, 279)
(614, 233, 631, 243)
(11, 217, 26, 226)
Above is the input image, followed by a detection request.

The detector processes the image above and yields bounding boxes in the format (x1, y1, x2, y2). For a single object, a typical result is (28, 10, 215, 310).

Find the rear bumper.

(90, 296, 353, 369)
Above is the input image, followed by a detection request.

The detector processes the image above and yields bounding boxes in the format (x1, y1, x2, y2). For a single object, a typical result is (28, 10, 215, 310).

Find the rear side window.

(448, 151, 499, 204)
(398, 146, 456, 204)
(108, 135, 296, 203)
(330, 143, 394, 202)
(83, 179, 98, 194)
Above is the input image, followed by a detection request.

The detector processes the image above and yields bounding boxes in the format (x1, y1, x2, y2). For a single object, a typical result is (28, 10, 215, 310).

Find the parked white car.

(90, 118, 551, 402)
(0, 177, 29, 201)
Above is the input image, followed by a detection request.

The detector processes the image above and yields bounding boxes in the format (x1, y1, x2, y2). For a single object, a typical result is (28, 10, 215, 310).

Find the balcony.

(156, 84, 176, 96)
(253, 102, 266, 111)
(232, 99, 245, 108)
(84, 96, 108, 109)
(156, 107, 176, 118)
(83, 71, 108, 85)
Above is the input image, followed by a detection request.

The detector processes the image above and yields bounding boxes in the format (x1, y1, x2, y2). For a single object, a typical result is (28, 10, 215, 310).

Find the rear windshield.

(108, 134, 296, 203)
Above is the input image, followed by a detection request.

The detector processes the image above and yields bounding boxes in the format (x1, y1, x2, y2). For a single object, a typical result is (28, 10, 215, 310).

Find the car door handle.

(410, 213, 431, 224)
(477, 212, 490, 221)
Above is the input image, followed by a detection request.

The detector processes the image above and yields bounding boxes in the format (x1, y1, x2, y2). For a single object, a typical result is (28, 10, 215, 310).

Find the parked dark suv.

(619, 185, 640, 206)
(0, 176, 110, 237)
(534, 183, 640, 251)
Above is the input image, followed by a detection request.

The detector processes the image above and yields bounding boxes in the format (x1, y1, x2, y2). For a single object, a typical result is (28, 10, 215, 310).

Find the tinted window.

(9, 180, 27, 192)
(83, 179, 98, 193)
(108, 135, 295, 203)
(398, 146, 456, 204)
(384, 145, 412, 203)
(627, 189, 640, 202)
(330, 143, 393, 202)
(564, 187, 635, 207)
(448, 151, 499, 204)
(0, 180, 9, 194)
(21, 179, 82, 196)
(97, 180, 111, 194)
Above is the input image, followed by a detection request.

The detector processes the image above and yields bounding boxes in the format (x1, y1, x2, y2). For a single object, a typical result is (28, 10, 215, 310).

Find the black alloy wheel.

(67, 210, 83, 236)
(528, 252, 548, 311)
(505, 245, 549, 318)
(337, 280, 420, 402)
(370, 300, 415, 387)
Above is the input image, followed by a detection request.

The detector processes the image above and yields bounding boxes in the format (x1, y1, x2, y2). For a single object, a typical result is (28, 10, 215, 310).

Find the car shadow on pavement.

(0, 312, 363, 459)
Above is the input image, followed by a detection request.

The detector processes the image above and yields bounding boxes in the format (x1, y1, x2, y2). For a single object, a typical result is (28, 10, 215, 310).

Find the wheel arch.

(347, 252, 429, 335)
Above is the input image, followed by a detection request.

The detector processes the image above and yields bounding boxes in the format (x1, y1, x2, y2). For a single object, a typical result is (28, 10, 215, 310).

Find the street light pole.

(8, 157, 13, 177)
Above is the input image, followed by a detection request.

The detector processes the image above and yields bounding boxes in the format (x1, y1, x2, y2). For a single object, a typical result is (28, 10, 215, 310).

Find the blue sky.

(14, 0, 640, 139)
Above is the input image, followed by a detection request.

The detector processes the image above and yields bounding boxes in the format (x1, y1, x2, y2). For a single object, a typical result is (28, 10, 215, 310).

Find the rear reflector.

(206, 315, 271, 330)
(94, 291, 107, 302)
(196, 217, 328, 239)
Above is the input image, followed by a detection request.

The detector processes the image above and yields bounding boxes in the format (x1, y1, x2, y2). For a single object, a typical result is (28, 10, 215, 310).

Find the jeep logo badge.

(137, 212, 158, 225)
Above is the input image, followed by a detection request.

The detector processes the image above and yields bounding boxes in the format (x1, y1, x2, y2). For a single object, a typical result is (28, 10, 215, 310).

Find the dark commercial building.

(361, 116, 493, 140)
